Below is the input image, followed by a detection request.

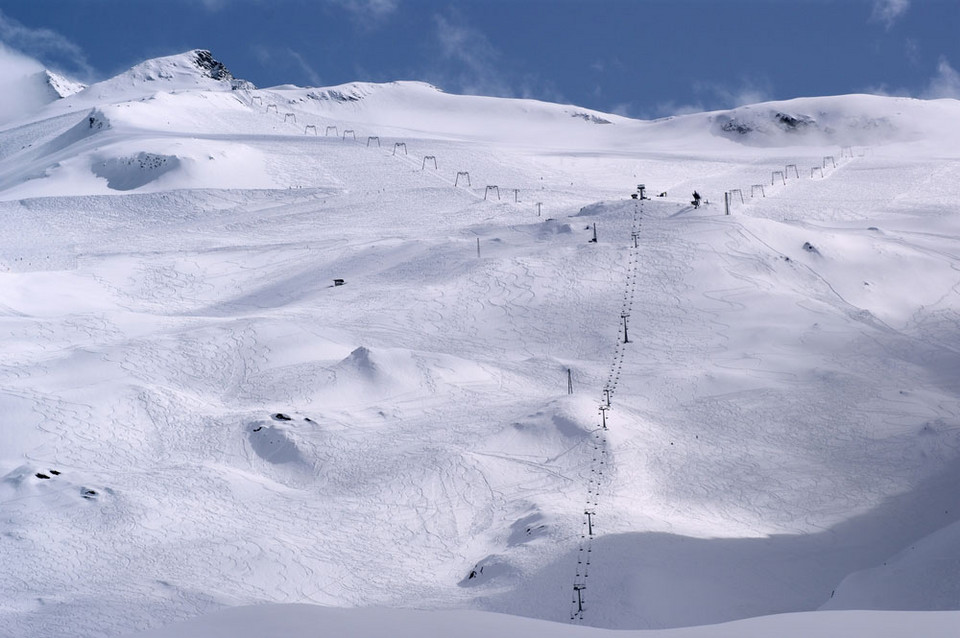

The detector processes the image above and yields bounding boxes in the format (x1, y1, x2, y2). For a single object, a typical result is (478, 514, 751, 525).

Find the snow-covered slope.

(2, 50, 960, 638)
(706, 94, 960, 147)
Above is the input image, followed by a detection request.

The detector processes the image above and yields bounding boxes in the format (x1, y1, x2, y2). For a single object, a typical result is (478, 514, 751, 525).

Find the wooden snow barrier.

(729, 188, 744, 203)
(283, 112, 296, 123)
(785, 164, 799, 179)
(304, 124, 317, 135)
(251, 95, 262, 106)
(266, 104, 278, 113)
(484, 185, 500, 200)
(771, 170, 786, 185)
(841, 146, 854, 158)
(393, 142, 407, 156)
(751, 184, 766, 197)
(811, 166, 824, 178)
(366, 136, 380, 147)
(422, 155, 437, 170)
(455, 171, 471, 187)
(342, 129, 356, 141)
(325, 125, 338, 137)
(822, 155, 836, 168)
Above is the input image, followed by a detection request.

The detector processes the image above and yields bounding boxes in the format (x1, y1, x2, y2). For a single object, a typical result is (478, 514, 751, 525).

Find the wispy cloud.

(922, 57, 960, 99)
(330, 0, 399, 26)
(0, 9, 93, 80)
(870, 0, 910, 30)
(287, 48, 322, 87)
(864, 57, 960, 100)
(431, 12, 513, 97)
(252, 45, 323, 87)
(199, 0, 230, 11)
(642, 79, 773, 119)
(694, 78, 772, 110)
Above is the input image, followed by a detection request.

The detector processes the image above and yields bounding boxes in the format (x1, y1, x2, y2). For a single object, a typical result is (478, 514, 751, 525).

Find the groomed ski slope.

(1, 51, 960, 637)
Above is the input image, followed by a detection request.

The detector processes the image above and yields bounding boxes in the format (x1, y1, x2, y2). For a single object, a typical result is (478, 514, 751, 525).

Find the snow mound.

(37, 108, 111, 155)
(320, 346, 429, 404)
(337, 345, 378, 378)
(825, 518, 960, 611)
(1, 464, 104, 508)
(247, 422, 305, 465)
(92, 152, 181, 191)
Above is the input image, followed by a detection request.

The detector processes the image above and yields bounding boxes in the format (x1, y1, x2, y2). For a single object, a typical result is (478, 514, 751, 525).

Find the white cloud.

(0, 42, 54, 124)
(0, 9, 92, 80)
(694, 79, 773, 108)
(922, 57, 960, 99)
(871, 0, 910, 30)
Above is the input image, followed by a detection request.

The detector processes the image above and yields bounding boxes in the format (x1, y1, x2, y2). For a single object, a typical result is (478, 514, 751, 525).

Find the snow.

(1, 50, 960, 638)
(125, 605, 960, 638)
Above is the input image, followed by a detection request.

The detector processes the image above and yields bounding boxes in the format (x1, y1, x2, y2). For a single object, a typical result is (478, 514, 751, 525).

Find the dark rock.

(192, 50, 232, 81)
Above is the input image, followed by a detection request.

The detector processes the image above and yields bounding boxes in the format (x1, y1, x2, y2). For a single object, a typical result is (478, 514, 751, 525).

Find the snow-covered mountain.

(2, 50, 960, 638)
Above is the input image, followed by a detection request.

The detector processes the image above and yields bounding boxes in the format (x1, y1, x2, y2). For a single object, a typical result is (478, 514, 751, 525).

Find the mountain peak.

(39, 69, 86, 99)
(85, 49, 254, 97)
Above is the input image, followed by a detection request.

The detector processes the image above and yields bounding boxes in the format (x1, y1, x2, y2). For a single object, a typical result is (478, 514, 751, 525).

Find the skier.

(692, 191, 701, 209)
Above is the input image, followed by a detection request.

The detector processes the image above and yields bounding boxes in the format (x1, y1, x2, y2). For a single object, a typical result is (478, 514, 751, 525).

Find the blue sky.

(1, 0, 958, 118)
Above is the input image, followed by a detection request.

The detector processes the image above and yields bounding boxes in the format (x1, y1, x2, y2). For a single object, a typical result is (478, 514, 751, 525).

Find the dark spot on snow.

(304, 417, 314, 423)
(305, 89, 363, 103)
(81, 488, 98, 499)
(35, 473, 50, 479)
(272, 413, 292, 421)
(774, 112, 815, 130)
(722, 120, 752, 135)
(508, 513, 548, 546)
(49, 470, 61, 475)
(458, 559, 515, 587)
(570, 112, 612, 124)
(802, 242, 820, 254)
(252, 426, 263, 432)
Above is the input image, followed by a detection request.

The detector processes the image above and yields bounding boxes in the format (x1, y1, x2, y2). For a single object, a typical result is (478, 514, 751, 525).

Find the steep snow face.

(42, 70, 87, 99)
